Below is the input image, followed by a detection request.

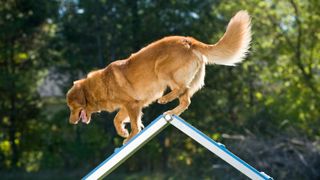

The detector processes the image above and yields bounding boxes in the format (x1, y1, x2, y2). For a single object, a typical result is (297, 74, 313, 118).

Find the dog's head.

(66, 80, 92, 124)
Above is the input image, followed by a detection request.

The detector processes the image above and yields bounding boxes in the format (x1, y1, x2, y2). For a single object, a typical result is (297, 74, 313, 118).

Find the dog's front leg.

(114, 108, 129, 138)
(123, 103, 142, 144)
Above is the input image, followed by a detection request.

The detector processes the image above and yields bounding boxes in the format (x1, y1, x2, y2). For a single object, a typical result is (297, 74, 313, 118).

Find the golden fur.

(66, 11, 251, 143)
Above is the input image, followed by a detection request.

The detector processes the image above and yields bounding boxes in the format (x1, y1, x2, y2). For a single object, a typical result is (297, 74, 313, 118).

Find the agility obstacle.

(82, 114, 273, 180)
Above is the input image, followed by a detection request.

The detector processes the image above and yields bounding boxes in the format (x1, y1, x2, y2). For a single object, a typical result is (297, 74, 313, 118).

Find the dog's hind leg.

(160, 60, 205, 115)
(157, 85, 187, 104)
(158, 58, 200, 105)
(164, 90, 191, 115)
(114, 108, 130, 138)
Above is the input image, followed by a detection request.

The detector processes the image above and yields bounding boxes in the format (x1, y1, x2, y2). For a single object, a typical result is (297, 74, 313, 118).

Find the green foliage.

(0, 0, 59, 170)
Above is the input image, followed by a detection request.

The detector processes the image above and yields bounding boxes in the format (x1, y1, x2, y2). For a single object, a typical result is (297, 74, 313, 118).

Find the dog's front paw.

(120, 129, 129, 138)
(123, 138, 129, 145)
(157, 97, 168, 104)
(122, 130, 140, 145)
(115, 126, 129, 138)
(122, 136, 132, 145)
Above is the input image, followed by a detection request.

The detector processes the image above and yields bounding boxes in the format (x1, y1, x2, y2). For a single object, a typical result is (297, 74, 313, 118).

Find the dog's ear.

(67, 83, 86, 106)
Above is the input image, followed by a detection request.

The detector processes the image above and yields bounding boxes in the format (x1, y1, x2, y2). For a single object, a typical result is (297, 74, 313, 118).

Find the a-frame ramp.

(82, 114, 273, 180)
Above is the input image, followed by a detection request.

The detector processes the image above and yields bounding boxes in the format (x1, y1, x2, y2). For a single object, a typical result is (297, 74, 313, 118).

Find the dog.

(66, 11, 251, 143)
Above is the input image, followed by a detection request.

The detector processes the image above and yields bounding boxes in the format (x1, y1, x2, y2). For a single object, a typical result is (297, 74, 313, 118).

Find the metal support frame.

(82, 114, 273, 180)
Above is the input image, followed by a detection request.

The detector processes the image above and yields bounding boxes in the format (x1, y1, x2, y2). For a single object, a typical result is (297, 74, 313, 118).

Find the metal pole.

(82, 114, 273, 180)
(169, 115, 272, 180)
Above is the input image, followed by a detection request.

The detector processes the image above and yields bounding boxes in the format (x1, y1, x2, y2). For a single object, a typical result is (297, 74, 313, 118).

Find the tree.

(0, 0, 58, 169)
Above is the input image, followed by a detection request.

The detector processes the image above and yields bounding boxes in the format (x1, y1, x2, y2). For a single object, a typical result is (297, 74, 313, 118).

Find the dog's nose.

(70, 121, 78, 124)
(69, 118, 79, 124)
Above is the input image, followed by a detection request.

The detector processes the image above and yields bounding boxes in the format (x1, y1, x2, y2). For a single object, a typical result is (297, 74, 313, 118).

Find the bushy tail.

(199, 11, 252, 66)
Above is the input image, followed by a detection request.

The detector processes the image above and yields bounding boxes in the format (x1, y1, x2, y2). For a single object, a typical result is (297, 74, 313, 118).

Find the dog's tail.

(196, 11, 251, 66)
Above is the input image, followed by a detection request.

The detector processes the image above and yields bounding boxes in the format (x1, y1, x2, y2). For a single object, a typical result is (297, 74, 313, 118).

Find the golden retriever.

(66, 11, 251, 143)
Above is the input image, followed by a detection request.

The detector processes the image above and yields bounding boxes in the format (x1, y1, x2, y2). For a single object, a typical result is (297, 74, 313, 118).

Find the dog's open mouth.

(79, 109, 90, 124)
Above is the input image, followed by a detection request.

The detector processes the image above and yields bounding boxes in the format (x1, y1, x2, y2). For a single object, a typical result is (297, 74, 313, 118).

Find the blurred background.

(0, 0, 319, 179)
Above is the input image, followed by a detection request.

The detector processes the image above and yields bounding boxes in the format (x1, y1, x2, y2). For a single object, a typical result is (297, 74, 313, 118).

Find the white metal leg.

(169, 115, 272, 180)
(82, 114, 273, 180)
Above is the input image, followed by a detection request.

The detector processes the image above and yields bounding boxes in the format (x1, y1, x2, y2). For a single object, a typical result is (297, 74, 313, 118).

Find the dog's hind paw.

(164, 109, 183, 116)
(157, 97, 168, 104)
(163, 110, 174, 115)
